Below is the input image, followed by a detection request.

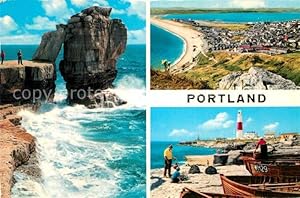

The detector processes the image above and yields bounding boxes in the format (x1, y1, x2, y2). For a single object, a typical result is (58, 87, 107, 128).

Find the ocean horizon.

(151, 141, 216, 169)
(4, 44, 146, 198)
(162, 12, 300, 23)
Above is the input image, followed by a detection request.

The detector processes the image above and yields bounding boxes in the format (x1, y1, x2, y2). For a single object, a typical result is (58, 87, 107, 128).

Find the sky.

(0, 0, 145, 44)
(151, 0, 300, 9)
(151, 107, 300, 141)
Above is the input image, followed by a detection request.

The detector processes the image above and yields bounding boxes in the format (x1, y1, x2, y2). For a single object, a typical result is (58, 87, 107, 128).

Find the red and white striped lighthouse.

(236, 110, 243, 139)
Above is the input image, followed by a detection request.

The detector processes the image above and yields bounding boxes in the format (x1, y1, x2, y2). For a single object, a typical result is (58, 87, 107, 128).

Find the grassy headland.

(151, 52, 300, 89)
(151, 8, 300, 15)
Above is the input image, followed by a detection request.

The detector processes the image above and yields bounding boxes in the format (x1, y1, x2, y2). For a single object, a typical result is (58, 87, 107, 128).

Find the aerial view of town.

(150, 1, 300, 90)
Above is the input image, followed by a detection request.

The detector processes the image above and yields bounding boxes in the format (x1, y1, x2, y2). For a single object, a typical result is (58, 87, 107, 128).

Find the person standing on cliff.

(1, 50, 5, 64)
(254, 137, 268, 159)
(163, 145, 176, 178)
(17, 50, 23, 65)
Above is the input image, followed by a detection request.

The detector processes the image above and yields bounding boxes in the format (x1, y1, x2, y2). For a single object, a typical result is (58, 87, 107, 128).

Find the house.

(280, 132, 298, 142)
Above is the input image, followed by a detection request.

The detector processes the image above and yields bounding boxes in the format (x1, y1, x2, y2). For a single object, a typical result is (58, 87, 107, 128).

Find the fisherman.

(1, 50, 5, 64)
(163, 145, 176, 178)
(17, 50, 23, 65)
(171, 167, 181, 183)
(254, 137, 268, 159)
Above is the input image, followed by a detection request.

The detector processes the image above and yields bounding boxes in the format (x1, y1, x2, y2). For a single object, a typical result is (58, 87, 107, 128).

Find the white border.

(149, 90, 300, 107)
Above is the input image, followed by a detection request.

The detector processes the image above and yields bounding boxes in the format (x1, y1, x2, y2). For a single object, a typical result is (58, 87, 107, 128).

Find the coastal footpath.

(151, 17, 207, 73)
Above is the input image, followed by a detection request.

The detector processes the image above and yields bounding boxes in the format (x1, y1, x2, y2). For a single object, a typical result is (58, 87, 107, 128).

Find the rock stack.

(59, 6, 127, 106)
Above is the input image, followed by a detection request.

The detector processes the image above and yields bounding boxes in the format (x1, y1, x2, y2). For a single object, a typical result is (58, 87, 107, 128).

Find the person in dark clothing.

(1, 50, 5, 64)
(17, 50, 23, 65)
(254, 137, 268, 159)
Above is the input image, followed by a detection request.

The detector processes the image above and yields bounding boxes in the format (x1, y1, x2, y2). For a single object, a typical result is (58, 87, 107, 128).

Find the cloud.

(263, 122, 279, 131)
(230, 0, 266, 8)
(128, 28, 145, 44)
(124, 0, 146, 19)
(70, 0, 108, 7)
(169, 129, 193, 137)
(0, 34, 41, 44)
(200, 112, 234, 130)
(25, 16, 57, 31)
(0, 15, 18, 36)
(41, 0, 72, 21)
(0, 0, 8, 3)
(245, 117, 253, 124)
(112, 9, 127, 15)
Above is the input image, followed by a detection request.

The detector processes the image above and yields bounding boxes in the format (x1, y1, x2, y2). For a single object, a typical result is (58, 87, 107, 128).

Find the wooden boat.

(180, 187, 244, 198)
(240, 151, 300, 160)
(220, 174, 300, 197)
(241, 156, 300, 177)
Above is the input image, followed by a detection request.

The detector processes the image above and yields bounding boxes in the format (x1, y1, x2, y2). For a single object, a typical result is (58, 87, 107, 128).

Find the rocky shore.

(0, 105, 37, 198)
(0, 6, 128, 197)
(151, 165, 250, 198)
(180, 136, 300, 166)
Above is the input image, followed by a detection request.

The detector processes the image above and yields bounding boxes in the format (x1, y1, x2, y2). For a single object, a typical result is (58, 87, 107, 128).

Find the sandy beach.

(151, 17, 207, 73)
(151, 165, 250, 198)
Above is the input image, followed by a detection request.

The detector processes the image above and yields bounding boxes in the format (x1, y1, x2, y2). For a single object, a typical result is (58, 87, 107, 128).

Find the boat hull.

(220, 174, 300, 197)
(180, 187, 244, 198)
(241, 157, 300, 177)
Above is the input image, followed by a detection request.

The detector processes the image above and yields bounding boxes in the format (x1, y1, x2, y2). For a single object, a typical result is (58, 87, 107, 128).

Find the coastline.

(151, 17, 207, 73)
(0, 105, 37, 198)
(151, 23, 186, 69)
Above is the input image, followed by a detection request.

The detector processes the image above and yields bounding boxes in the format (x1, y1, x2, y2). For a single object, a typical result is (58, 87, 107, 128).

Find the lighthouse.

(236, 110, 243, 139)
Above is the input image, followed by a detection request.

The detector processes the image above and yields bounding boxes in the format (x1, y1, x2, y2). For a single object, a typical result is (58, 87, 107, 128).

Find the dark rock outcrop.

(59, 6, 127, 105)
(32, 25, 66, 63)
(0, 61, 56, 104)
(219, 67, 300, 90)
(84, 90, 127, 108)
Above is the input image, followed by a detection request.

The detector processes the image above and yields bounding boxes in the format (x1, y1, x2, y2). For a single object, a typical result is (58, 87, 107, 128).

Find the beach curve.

(151, 17, 207, 73)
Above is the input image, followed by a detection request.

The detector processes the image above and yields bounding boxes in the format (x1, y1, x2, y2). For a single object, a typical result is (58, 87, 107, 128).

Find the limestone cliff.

(219, 67, 300, 90)
(59, 6, 127, 105)
(0, 105, 36, 198)
(0, 61, 56, 104)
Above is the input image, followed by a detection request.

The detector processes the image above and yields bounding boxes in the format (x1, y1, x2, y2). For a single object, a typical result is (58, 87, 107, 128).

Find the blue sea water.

(151, 25, 184, 69)
(1, 45, 146, 198)
(163, 12, 300, 23)
(151, 141, 216, 169)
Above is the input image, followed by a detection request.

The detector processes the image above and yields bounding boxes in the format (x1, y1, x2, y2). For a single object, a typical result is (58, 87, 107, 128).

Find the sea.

(151, 141, 216, 169)
(1, 45, 146, 198)
(150, 25, 184, 69)
(151, 12, 300, 69)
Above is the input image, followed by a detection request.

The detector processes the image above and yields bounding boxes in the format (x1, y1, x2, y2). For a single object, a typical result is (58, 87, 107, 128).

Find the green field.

(151, 8, 300, 15)
(151, 52, 300, 90)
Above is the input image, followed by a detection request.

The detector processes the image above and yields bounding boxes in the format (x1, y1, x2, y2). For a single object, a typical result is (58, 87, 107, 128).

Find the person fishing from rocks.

(163, 144, 177, 178)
